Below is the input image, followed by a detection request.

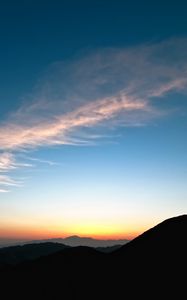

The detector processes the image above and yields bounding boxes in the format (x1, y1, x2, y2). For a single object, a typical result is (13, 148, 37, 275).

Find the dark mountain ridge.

(115, 214, 187, 256)
(0, 235, 129, 248)
(22, 235, 129, 248)
(0, 242, 69, 266)
(0, 215, 186, 299)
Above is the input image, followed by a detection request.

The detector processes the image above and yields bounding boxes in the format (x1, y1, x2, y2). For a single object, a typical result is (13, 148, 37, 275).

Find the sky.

(0, 0, 187, 242)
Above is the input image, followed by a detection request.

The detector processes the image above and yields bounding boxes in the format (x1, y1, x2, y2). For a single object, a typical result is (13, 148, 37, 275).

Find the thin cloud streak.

(0, 152, 32, 171)
(0, 95, 147, 150)
(0, 153, 17, 171)
(22, 156, 58, 166)
(0, 175, 23, 187)
(0, 38, 187, 192)
(0, 152, 30, 192)
(0, 188, 9, 193)
(150, 78, 187, 98)
(1, 38, 187, 152)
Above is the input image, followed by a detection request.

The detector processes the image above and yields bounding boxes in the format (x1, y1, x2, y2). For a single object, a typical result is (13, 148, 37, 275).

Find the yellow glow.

(0, 207, 159, 241)
(0, 218, 149, 241)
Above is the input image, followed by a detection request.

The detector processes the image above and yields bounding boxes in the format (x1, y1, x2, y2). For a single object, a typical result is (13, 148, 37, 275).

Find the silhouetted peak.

(115, 214, 187, 256)
(64, 235, 93, 241)
(66, 235, 80, 239)
(138, 214, 187, 239)
(156, 214, 187, 226)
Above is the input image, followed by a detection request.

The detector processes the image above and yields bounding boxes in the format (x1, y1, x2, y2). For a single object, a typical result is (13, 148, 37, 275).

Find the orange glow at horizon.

(0, 221, 149, 241)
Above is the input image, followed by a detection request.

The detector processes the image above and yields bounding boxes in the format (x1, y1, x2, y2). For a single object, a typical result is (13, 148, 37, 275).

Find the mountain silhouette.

(19, 235, 129, 248)
(0, 215, 186, 299)
(0, 242, 69, 266)
(0, 242, 121, 266)
(114, 214, 187, 256)
(110, 214, 187, 297)
(0, 235, 129, 248)
(60, 235, 129, 247)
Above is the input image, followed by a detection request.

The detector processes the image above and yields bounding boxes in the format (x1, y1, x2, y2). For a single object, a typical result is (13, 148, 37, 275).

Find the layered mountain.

(0, 215, 186, 299)
(0, 235, 129, 248)
(25, 235, 129, 248)
(0, 242, 121, 266)
(0, 242, 69, 266)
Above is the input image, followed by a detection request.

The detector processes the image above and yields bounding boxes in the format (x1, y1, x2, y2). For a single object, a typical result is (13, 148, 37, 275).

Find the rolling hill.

(0, 242, 69, 266)
(0, 215, 186, 299)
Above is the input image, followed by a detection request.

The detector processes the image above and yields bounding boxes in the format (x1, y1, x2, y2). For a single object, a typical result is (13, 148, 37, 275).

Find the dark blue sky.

(0, 0, 187, 240)
(1, 0, 187, 112)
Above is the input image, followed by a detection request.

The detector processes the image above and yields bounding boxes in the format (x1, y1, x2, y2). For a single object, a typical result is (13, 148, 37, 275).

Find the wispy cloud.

(0, 152, 17, 171)
(0, 95, 148, 150)
(23, 156, 58, 166)
(1, 38, 187, 151)
(0, 37, 187, 191)
(0, 188, 9, 193)
(0, 152, 32, 171)
(0, 175, 23, 187)
(0, 152, 31, 192)
(150, 78, 187, 98)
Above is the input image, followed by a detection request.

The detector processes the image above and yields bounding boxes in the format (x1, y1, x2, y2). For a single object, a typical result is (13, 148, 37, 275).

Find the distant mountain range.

(0, 235, 129, 248)
(0, 215, 186, 299)
(30, 235, 129, 247)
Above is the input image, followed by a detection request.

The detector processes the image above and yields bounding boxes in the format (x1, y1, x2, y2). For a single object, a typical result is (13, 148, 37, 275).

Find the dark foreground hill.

(0, 242, 69, 266)
(0, 242, 120, 266)
(0, 215, 186, 299)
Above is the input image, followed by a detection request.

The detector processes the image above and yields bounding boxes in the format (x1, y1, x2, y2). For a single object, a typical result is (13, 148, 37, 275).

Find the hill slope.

(115, 214, 187, 256)
(0, 242, 69, 266)
(0, 215, 186, 299)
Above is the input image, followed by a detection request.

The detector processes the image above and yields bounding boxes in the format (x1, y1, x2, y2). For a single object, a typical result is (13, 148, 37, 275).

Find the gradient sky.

(0, 0, 187, 241)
